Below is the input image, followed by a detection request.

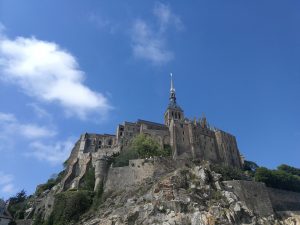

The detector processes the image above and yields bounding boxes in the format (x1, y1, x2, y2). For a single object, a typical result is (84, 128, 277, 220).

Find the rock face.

(75, 163, 300, 225)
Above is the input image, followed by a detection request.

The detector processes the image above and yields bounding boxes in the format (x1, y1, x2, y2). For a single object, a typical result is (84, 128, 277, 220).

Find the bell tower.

(164, 73, 184, 126)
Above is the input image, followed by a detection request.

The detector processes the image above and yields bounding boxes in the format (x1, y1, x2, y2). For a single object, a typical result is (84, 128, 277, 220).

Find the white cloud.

(0, 112, 56, 140)
(27, 138, 75, 165)
(0, 32, 111, 120)
(0, 172, 15, 195)
(0, 112, 73, 165)
(132, 20, 173, 65)
(131, 2, 183, 65)
(27, 103, 52, 120)
(88, 13, 118, 34)
(153, 2, 183, 32)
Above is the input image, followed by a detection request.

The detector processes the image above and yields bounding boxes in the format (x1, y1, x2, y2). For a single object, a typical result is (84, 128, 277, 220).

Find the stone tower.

(164, 73, 184, 127)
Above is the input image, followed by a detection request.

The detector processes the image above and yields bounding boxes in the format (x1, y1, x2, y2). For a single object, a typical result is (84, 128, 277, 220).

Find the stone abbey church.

(77, 75, 243, 169)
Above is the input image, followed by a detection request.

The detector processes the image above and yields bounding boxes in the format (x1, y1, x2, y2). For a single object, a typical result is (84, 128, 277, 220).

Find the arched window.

(98, 140, 102, 148)
(107, 139, 112, 146)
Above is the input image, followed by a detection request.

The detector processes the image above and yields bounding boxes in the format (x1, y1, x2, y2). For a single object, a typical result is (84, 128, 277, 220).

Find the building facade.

(77, 75, 243, 168)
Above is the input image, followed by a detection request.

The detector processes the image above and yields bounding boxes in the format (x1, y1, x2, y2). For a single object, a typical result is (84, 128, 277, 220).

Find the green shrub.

(113, 134, 170, 167)
(8, 190, 27, 220)
(79, 165, 95, 191)
(35, 171, 65, 196)
(113, 148, 139, 167)
(255, 167, 300, 192)
(35, 179, 56, 196)
(277, 164, 300, 176)
(45, 190, 93, 225)
(211, 164, 246, 181)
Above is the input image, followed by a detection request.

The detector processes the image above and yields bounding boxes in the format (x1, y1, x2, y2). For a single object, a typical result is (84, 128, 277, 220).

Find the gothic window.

(179, 114, 181, 119)
(98, 141, 102, 148)
(107, 139, 112, 146)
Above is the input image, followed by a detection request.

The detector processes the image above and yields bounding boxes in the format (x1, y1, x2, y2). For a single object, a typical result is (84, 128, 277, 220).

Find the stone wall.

(104, 159, 155, 191)
(104, 158, 191, 192)
(267, 187, 300, 212)
(215, 130, 242, 168)
(223, 180, 274, 217)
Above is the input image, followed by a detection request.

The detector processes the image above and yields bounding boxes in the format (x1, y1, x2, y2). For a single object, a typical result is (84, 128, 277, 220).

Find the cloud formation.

(0, 171, 15, 195)
(0, 112, 56, 140)
(27, 138, 75, 165)
(131, 2, 183, 65)
(0, 112, 73, 165)
(153, 2, 184, 32)
(0, 32, 111, 120)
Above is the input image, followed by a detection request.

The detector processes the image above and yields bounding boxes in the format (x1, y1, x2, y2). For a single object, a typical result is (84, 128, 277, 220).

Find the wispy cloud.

(27, 103, 53, 120)
(0, 112, 56, 140)
(0, 112, 74, 165)
(27, 138, 75, 165)
(0, 30, 112, 120)
(0, 171, 15, 195)
(131, 2, 183, 65)
(88, 13, 118, 34)
(153, 2, 184, 32)
(132, 20, 173, 65)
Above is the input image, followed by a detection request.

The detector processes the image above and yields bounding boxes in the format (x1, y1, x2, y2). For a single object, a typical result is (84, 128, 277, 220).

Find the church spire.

(169, 73, 176, 105)
(164, 72, 184, 126)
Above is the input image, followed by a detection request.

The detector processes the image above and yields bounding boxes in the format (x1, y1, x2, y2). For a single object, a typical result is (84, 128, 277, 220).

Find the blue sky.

(0, 0, 299, 199)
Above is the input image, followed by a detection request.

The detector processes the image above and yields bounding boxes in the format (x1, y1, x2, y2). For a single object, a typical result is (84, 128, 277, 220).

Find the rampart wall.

(223, 180, 274, 217)
(267, 187, 300, 212)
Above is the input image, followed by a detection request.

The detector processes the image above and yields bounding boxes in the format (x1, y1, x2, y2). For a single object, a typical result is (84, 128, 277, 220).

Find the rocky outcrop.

(77, 163, 300, 225)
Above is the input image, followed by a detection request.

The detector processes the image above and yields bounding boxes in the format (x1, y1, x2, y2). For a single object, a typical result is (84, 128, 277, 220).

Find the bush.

(211, 164, 247, 181)
(44, 190, 93, 225)
(243, 160, 259, 172)
(79, 165, 95, 191)
(35, 171, 65, 196)
(113, 148, 139, 167)
(277, 164, 300, 176)
(255, 167, 300, 192)
(113, 134, 170, 167)
(35, 179, 56, 196)
(8, 190, 27, 220)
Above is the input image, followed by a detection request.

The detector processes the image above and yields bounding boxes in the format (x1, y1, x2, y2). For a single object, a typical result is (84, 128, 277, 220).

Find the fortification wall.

(215, 130, 242, 168)
(104, 159, 155, 191)
(223, 180, 274, 217)
(267, 187, 300, 212)
(104, 158, 191, 191)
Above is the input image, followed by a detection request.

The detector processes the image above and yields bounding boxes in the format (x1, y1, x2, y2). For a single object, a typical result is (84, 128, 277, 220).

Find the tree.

(130, 134, 168, 158)
(277, 164, 300, 176)
(255, 167, 300, 193)
(243, 160, 259, 172)
(113, 134, 171, 167)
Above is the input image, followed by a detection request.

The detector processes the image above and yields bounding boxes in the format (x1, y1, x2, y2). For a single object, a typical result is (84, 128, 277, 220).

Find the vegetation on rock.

(79, 164, 95, 191)
(211, 164, 248, 181)
(255, 166, 300, 193)
(7, 190, 27, 220)
(113, 134, 171, 167)
(35, 171, 65, 196)
(42, 190, 93, 225)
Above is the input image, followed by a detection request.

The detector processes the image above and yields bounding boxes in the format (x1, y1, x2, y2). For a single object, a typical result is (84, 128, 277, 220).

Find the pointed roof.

(167, 73, 183, 111)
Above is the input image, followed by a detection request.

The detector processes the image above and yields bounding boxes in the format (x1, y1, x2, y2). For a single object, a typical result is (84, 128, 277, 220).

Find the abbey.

(77, 75, 243, 169)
